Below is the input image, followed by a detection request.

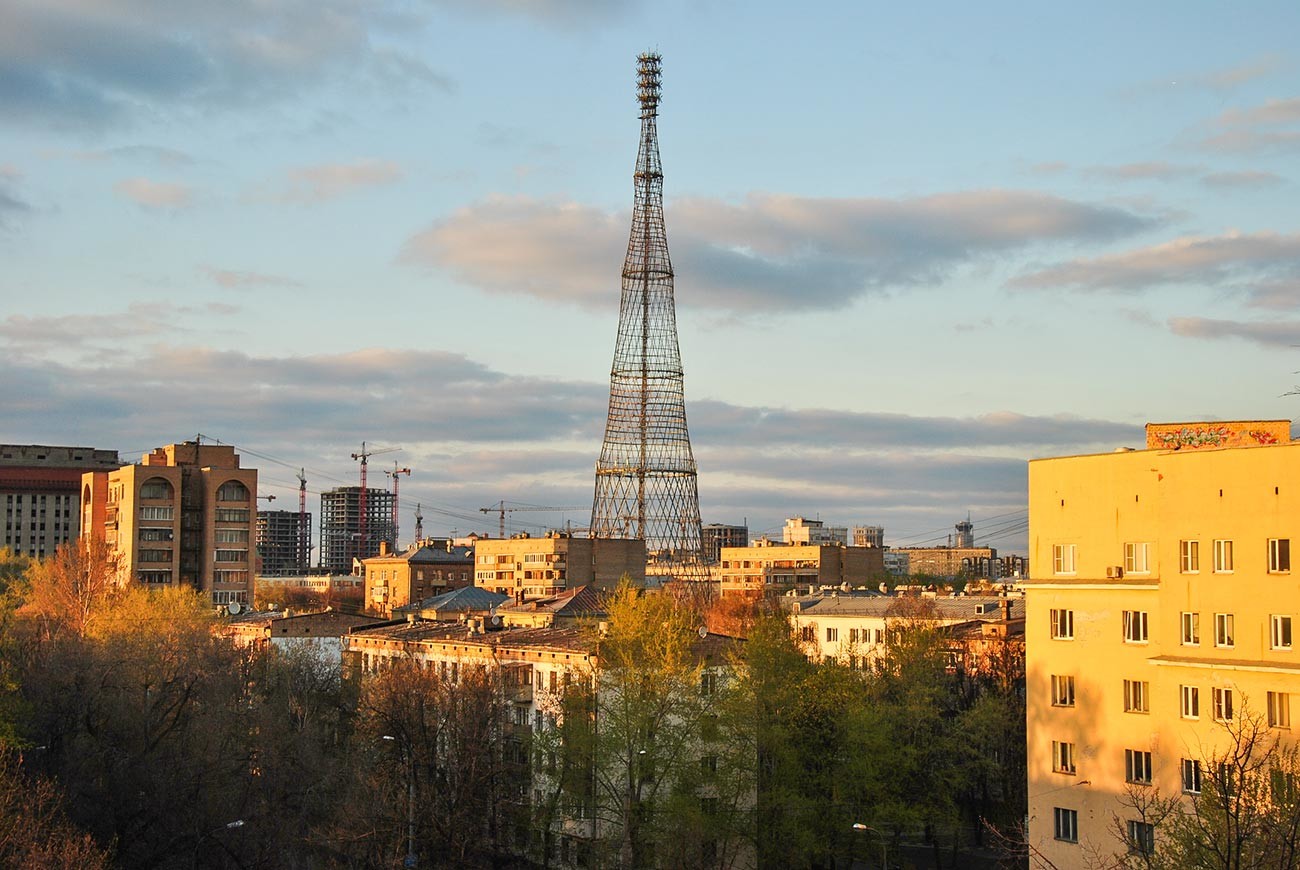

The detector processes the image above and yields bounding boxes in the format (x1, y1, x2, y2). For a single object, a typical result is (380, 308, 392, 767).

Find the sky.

(4, 1, 1300, 554)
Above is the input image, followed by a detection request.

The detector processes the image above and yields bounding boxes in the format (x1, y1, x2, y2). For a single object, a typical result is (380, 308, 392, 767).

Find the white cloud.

(200, 265, 302, 289)
(113, 177, 194, 209)
(275, 159, 403, 203)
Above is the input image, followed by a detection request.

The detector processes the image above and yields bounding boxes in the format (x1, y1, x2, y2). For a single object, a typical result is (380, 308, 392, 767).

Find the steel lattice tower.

(591, 52, 707, 586)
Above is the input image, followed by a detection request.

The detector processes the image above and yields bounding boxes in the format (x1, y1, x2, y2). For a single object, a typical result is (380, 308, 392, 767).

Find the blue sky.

(4, 1, 1300, 553)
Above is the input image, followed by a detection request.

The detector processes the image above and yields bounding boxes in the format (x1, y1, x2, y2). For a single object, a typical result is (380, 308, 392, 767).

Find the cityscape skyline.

(4, 2, 1300, 551)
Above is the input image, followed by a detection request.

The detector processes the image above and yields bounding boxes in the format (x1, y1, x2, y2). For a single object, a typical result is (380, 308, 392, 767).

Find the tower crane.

(414, 503, 424, 544)
(479, 501, 584, 539)
(296, 468, 309, 571)
(384, 462, 411, 550)
(350, 442, 400, 561)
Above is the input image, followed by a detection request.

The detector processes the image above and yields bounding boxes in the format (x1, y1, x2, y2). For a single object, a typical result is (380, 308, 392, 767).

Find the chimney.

(1001, 597, 1012, 622)
(379, 541, 390, 557)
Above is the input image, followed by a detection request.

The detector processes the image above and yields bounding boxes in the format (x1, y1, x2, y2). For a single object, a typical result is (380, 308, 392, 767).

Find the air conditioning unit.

(1106, 565, 1124, 579)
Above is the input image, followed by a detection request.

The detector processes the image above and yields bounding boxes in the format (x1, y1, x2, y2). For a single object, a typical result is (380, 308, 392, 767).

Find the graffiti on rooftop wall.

(1145, 421, 1291, 450)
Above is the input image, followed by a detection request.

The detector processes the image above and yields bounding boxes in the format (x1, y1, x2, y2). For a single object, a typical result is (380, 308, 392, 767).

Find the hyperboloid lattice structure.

(590, 52, 708, 586)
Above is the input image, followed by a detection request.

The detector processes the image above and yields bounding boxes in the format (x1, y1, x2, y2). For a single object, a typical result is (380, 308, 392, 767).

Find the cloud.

(200, 265, 302, 289)
(1199, 96, 1300, 154)
(425, 0, 638, 26)
(1201, 170, 1284, 189)
(1012, 231, 1300, 306)
(113, 177, 194, 209)
(0, 0, 454, 130)
(1086, 162, 1198, 182)
(274, 159, 403, 203)
(71, 145, 196, 167)
(402, 190, 1154, 313)
(0, 166, 32, 229)
(1187, 56, 1283, 90)
(1168, 316, 1300, 348)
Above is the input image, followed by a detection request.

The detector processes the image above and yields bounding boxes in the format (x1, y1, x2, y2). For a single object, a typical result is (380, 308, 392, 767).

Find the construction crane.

(385, 462, 411, 550)
(479, 501, 584, 539)
(350, 442, 400, 561)
(296, 468, 309, 571)
(414, 503, 424, 543)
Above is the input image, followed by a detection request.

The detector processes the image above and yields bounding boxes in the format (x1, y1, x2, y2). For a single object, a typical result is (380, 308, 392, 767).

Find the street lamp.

(383, 735, 417, 868)
(851, 823, 887, 870)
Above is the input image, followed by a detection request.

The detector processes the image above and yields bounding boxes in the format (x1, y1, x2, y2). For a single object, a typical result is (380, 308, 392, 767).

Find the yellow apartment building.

(81, 441, 258, 607)
(473, 532, 645, 599)
(1025, 420, 1298, 866)
(717, 540, 884, 598)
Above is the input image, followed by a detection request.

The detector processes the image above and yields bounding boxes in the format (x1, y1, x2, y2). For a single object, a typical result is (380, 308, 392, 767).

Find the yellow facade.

(1025, 421, 1300, 866)
(473, 533, 645, 599)
(717, 542, 884, 598)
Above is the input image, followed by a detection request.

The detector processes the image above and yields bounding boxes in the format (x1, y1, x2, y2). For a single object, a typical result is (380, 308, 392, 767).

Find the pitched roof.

(395, 585, 509, 614)
(363, 544, 474, 566)
(498, 585, 607, 617)
(788, 594, 1025, 621)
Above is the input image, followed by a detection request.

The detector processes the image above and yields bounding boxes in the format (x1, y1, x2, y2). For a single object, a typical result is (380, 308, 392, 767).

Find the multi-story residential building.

(498, 585, 607, 629)
(473, 532, 645, 599)
(717, 540, 885, 598)
(883, 550, 910, 576)
(81, 441, 258, 606)
(1025, 419, 1298, 866)
(782, 516, 848, 546)
(256, 509, 311, 574)
(223, 608, 384, 668)
(1, 444, 120, 558)
(892, 544, 1000, 580)
(701, 523, 748, 563)
(318, 486, 395, 572)
(852, 525, 885, 548)
(362, 540, 475, 616)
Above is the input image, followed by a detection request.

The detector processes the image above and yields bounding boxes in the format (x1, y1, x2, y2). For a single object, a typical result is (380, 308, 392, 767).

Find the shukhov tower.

(590, 52, 707, 584)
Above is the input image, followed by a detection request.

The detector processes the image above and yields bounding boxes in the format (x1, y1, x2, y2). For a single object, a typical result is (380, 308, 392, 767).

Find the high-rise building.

(590, 53, 706, 585)
(852, 525, 885, 548)
(318, 486, 395, 572)
(1025, 419, 1298, 865)
(0, 444, 120, 558)
(81, 441, 258, 606)
(257, 509, 311, 574)
(701, 523, 748, 564)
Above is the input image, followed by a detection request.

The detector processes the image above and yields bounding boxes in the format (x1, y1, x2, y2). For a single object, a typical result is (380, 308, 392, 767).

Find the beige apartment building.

(1025, 419, 1300, 866)
(473, 532, 645, 599)
(362, 540, 474, 616)
(717, 540, 884, 598)
(82, 441, 258, 607)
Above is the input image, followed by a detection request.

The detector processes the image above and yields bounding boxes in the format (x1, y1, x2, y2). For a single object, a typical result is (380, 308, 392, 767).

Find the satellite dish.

(226, 602, 241, 616)
(490, 614, 503, 627)
(698, 625, 708, 639)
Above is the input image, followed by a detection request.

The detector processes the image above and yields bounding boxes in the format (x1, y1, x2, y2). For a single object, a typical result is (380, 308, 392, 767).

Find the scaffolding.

(319, 486, 395, 572)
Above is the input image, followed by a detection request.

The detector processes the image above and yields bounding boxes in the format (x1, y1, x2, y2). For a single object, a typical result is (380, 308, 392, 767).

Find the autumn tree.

(0, 754, 111, 869)
(20, 536, 120, 639)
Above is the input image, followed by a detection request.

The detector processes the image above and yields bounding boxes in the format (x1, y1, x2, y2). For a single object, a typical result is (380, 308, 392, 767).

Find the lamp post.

(851, 823, 887, 870)
(383, 735, 417, 867)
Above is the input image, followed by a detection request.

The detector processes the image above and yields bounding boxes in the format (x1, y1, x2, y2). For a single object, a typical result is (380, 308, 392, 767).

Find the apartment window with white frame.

(1123, 610, 1149, 643)
(1051, 675, 1076, 707)
(1215, 613, 1235, 648)
(1053, 544, 1077, 575)
(1124, 542, 1150, 574)
(1182, 758, 1202, 794)
(1050, 609, 1074, 640)
(1271, 538, 1292, 573)
(1214, 539, 1234, 573)
(1126, 748, 1153, 784)
(1269, 691, 1291, 729)
(1052, 740, 1076, 775)
(1214, 687, 1235, 722)
(1054, 807, 1078, 843)
(1181, 685, 1200, 719)
(1181, 540, 1200, 573)
(1273, 615, 1293, 650)
(826, 627, 838, 643)
(1124, 679, 1149, 713)
(1181, 612, 1200, 646)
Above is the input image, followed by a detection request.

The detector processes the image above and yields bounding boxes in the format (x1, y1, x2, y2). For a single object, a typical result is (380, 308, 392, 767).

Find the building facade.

(257, 509, 311, 574)
(362, 541, 475, 616)
(782, 516, 848, 546)
(701, 523, 748, 564)
(318, 486, 395, 572)
(1025, 419, 1299, 866)
(473, 533, 645, 599)
(1, 444, 120, 558)
(892, 545, 1000, 580)
(852, 525, 885, 548)
(717, 541, 885, 598)
(81, 442, 258, 606)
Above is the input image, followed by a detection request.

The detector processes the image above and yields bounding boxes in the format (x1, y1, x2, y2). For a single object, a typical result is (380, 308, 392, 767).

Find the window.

(1273, 615, 1293, 650)
(1182, 758, 1202, 794)
(1215, 613, 1235, 648)
(139, 506, 174, 521)
(214, 508, 249, 523)
(1214, 539, 1234, 573)
(139, 527, 172, 542)
(1123, 542, 1150, 574)
(217, 480, 250, 502)
(1126, 749, 1153, 784)
(1270, 538, 1292, 573)
(1127, 820, 1155, 855)
(1181, 612, 1201, 646)
(1123, 610, 1149, 643)
(1269, 691, 1291, 729)
(1214, 687, 1235, 722)
(1181, 685, 1200, 719)
(215, 549, 247, 563)
(826, 627, 838, 642)
(1181, 540, 1200, 573)
(139, 478, 171, 499)
(700, 672, 717, 696)
(1053, 544, 1077, 575)
(1052, 741, 1076, 774)
(1050, 609, 1075, 640)
(138, 549, 171, 563)
(1051, 675, 1076, 707)
(1124, 679, 1149, 713)
(215, 528, 249, 543)
(1053, 807, 1078, 843)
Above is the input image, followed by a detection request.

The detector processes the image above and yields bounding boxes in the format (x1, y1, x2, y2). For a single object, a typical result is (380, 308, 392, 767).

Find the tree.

(20, 537, 119, 640)
(0, 754, 111, 869)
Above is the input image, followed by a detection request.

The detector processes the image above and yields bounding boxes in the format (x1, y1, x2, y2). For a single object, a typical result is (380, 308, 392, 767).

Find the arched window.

(217, 480, 249, 502)
(138, 477, 173, 500)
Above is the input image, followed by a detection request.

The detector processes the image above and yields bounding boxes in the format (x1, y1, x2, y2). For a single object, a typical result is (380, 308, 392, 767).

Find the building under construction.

(319, 487, 394, 572)
(257, 509, 311, 574)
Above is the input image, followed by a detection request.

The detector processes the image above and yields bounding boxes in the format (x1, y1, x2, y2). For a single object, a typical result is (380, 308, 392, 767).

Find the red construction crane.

(350, 442, 400, 561)
(479, 501, 583, 539)
(296, 468, 309, 570)
(385, 462, 411, 549)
